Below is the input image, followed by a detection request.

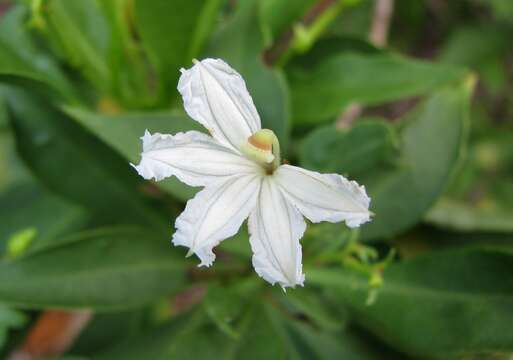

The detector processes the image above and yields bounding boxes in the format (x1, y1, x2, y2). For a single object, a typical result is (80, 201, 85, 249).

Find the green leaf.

(0, 112, 32, 192)
(241, 304, 400, 360)
(95, 310, 228, 359)
(309, 247, 513, 359)
(360, 76, 474, 241)
(299, 76, 473, 241)
(135, 0, 224, 103)
(277, 288, 345, 331)
(0, 183, 87, 255)
(98, 0, 154, 107)
(0, 5, 75, 100)
(302, 222, 352, 259)
(486, 0, 513, 20)
(71, 310, 145, 355)
(439, 26, 512, 69)
(0, 101, 87, 256)
(205, 0, 291, 151)
(216, 226, 252, 259)
(63, 108, 201, 163)
(278, 308, 400, 360)
(0, 304, 26, 350)
(288, 36, 380, 68)
(2, 86, 168, 231)
(299, 119, 398, 178)
(44, 0, 112, 92)
(94, 299, 396, 360)
(425, 198, 513, 233)
(259, 0, 316, 44)
(438, 26, 513, 94)
(63, 106, 202, 201)
(0, 227, 186, 310)
(203, 284, 245, 339)
(232, 303, 390, 360)
(288, 52, 466, 124)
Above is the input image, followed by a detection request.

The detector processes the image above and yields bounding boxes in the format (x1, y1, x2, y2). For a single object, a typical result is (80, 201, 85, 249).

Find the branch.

(369, 0, 394, 47)
(263, 0, 338, 65)
(8, 311, 93, 360)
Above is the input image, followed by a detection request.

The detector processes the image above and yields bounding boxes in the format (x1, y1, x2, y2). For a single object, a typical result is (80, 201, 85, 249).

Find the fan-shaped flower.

(133, 58, 371, 289)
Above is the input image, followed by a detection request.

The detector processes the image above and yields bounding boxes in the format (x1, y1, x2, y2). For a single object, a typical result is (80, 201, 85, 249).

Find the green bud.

(6, 228, 37, 259)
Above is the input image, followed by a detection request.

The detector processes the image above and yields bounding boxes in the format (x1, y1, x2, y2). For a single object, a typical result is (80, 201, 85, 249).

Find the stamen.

(241, 129, 281, 173)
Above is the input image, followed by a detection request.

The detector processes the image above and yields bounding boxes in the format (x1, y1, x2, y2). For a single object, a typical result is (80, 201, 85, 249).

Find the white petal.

(274, 165, 371, 228)
(177, 58, 261, 152)
(248, 177, 306, 289)
(132, 130, 261, 186)
(173, 174, 261, 266)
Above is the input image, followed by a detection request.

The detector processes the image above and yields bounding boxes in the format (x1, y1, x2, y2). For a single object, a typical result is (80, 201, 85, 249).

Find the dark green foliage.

(0, 227, 186, 310)
(0, 0, 511, 358)
(310, 248, 513, 358)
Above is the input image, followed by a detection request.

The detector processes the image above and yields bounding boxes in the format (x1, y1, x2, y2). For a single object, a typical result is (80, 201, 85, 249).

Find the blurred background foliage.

(0, 0, 512, 359)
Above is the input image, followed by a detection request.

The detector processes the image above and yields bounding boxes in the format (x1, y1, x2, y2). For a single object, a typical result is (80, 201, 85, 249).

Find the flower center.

(241, 129, 281, 173)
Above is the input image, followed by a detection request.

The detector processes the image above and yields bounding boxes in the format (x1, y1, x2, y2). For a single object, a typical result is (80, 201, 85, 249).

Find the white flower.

(133, 58, 371, 289)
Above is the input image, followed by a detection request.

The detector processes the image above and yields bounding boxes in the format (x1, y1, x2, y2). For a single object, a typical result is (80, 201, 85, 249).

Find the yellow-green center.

(241, 129, 281, 173)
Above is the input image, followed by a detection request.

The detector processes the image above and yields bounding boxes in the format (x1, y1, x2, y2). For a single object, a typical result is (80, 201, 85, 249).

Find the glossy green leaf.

(205, 0, 290, 150)
(439, 26, 512, 68)
(360, 76, 474, 241)
(63, 106, 202, 201)
(425, 198, 513, 233)
(0, 304, 26, 350)
(44, 0, 112, 92)
(0, 5, 74, 100)
(309, 247, 513, 358)
(288, 36, 380, 69)
(438, 26, 513, 94)
(98, 0, 155, 107)
(135, 0, 224, 103)
(2, 86, 168, 231)
(299, 77, 473, 241)
(302, 222, 352, 259)
(71, 310, 145, 355)
(95, 310, 228, 360)
(486, 0, 513, 20)
(203, 284, 245, 339)
(229, 305, 290, 359)
(0, 227, 186, 310)
(277, 288, 345, 331)
(300, 119, 398, 178)
(259, 0, 316, 44)
(95, 302, 390, 360)
(0, 183, 87, 255)
(277, 308, 401, 360)
(288, 52, 466, 124)
(216, 227, 252, 259)
(63, 108, 201, 163)
(232, 303, 391, 360)
(0, 123, 32, 193)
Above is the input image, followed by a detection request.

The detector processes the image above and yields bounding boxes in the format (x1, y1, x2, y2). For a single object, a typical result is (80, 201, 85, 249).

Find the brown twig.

(263, 0, 338, 65)
(369, 0, 394, 47)
(8, 311, 93, 360)
(0, 0, 12, 16)
(172, 285, 208, 314)
(335, 103, 364, 129)
(335, 0, 394, 129)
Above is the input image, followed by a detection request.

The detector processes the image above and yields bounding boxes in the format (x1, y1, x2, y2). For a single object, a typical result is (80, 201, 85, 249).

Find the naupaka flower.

(133, 58, 371, 289)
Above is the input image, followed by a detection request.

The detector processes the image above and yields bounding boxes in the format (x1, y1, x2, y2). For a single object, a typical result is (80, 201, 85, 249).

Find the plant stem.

(8, 311, 93, 360)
